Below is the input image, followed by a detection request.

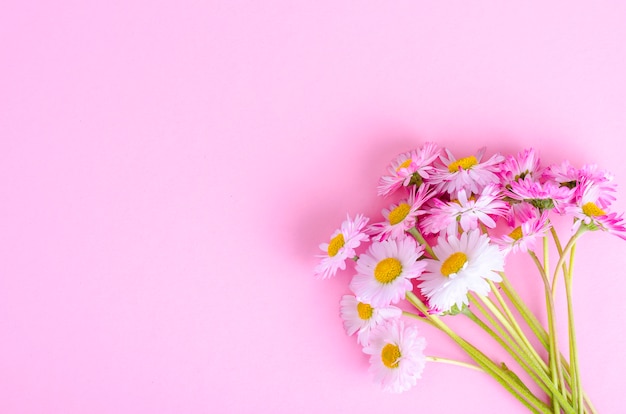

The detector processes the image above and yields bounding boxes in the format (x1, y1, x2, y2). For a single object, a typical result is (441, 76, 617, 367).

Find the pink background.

(1, 1, 626, 413)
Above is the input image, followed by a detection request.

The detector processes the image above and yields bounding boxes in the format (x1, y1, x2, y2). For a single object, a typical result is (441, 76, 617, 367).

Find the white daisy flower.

(368, 186, 433, 241)
(418, 230, 505, 312)
(429, 147, 504, 196)
(339, 295, 402, 346)
(363, 319, 427, 393)
(350, 237, 426, 307)
(314, 214, 369, 279)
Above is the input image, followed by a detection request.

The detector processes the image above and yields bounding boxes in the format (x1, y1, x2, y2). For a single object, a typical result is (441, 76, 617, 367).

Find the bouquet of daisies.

(314, 143, 625, 413)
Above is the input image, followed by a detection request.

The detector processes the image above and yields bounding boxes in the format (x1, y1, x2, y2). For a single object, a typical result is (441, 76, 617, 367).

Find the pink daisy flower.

(420, 183, 508, 236)
(503, 201, 539, 227)
(314, 214, 370, 279)
(362, 319, 427, 393)
(339, 295, 402, 346)
(429, 147, 504, 196)
(368, 186, 433, 241)
(575, 164, 616, 209)
(350, 237, 426, 307)
(377, 143, 441, 197)
(494, 211, 551, 254)
(499, 148, 542, 186)
(543, 160, 579, 189)
(543, 162, 616, 209)
(505, 176, 573, 213)
(565, 180, 626, 240)
(418, 230, 505, 312)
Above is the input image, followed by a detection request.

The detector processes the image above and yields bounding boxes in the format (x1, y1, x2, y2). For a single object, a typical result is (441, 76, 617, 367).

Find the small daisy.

(314, 214, 370, 279)
(565, 180, 626, 240)
(505, 176, 573, 213)
(368, 186, 433, 241)
(377, 142, 441, 197)
(575, 164, 616, 209)
(418, 230, 505, 312)
(503, 200, 539, 227)
(494, 211, 551, 254)
(543, 162, 616, 208)
(339, 295, 402, 346)
(499, 148, 542, 186)
(543, 160, 578, 187)
(420, 184, 508, 235)
(350, 237, 426, 307)
(362, 319, 427, 393)
(429, 147, 504, 196)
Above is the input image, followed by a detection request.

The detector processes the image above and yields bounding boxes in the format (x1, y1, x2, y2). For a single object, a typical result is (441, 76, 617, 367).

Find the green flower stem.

(405, 292, 551, 414)
(402, 310, 421, 319)
(552, 228, 594, 414)
(529, 249, 565, 414)
(547, 229, 587, 412)
(465, 306, 576, 414)
(565, 242, 583, 413)
(541, 236, 567, 397)
(487, 280, 549, 374)
(402, 310, 436, 326)
(499, 274, 596, 414)
(582, 390, 598, 414)
(426, 356, 484, 372)
(550, 226, 564, 255)
(467, 298, 552, 399)
(549, 226, 569, 294)
(479, 293, 550, 376)
(499, 272, 550, 350)
(407, 227, 438, 260)
(551, 228, 585, 296)
(470, 295, 575, 413)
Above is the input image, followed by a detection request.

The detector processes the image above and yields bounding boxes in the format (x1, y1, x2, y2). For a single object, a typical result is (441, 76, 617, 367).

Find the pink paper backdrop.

(2, 1, 626, 413)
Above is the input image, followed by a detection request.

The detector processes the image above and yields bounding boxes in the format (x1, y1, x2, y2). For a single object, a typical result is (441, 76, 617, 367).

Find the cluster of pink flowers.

(314, 143, 625, 394)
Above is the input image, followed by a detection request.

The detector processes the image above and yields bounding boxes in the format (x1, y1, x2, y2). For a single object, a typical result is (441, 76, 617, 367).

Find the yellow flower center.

(357, 302, 373, 320)
(388, 203, 411, 225)
(509, 226, 523, 240)
(582, 202, 606, 217)
(381, 343, 401, 368)
(396, 158, 412, 171)
(448, 156, 478, 172)
(440, 252, 468, 277)
(374, 258, 403, 284)
(327, 233, 345, 257)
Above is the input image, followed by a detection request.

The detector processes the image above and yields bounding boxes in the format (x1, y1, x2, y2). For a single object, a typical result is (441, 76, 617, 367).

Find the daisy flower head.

(499, 148, 542, 186)
(575, 164, 616, 209)
(350, 237, 426, 307)
(565, 179, 626, 240)
(314, 214, 370, 279)
(429, 147, 504, 196)
(505, 176, 574, 213)
(368, 186, 433, 241)
(495, 211, 551, 254)
(418, 230, 505, 312)
(377, 142, 441, 197)
(362, 319, 427, 393)
(543, 162, 616, 209)
(339, 295, 402, 346)
(420, 183, 508, 236)
(543, 160, 579, 188)
(503, 200, 541, 227)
